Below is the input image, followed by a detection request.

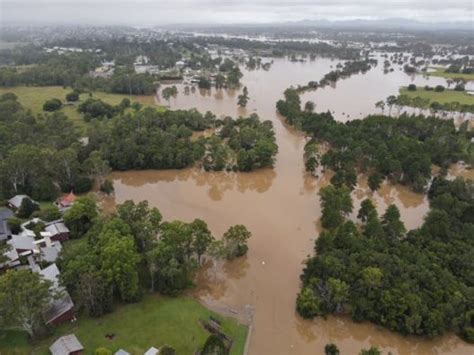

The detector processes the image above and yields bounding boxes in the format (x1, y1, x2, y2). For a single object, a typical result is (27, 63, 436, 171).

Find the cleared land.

(428, 67, 474, 81)
(0, 295, 248, 355)
(399, 87, 474, 105)
(0, 86, 160, 131)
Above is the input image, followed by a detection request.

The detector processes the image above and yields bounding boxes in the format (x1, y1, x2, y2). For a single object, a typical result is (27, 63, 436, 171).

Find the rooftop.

(49, 334, 84, 355)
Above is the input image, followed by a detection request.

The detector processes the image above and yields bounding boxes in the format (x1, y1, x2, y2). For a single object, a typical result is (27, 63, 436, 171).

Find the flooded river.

(104, 58, 474, 354)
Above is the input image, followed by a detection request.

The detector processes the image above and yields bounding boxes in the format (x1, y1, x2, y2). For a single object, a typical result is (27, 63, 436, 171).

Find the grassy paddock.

(0, 86, 160, 132)
(428, 67, 474, 81)
(399, 87, 474, 105)
(0, 295, 248, 355)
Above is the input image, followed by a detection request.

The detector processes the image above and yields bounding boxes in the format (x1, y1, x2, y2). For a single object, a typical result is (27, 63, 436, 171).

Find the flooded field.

(104, 58, 474, 354)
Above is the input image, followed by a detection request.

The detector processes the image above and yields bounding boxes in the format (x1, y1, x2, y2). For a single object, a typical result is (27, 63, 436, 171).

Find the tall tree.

(0, 270, 54, 339)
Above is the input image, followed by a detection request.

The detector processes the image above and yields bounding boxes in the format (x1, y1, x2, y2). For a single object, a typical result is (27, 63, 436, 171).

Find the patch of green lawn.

(399, 87, 474, 105)
(0, 295, 248, 355)
(428, 67, 474, 81)
(0, 86, 163, 133)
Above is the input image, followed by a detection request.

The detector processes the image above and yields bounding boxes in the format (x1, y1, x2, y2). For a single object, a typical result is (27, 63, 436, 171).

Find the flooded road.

(104, 58, 474, 354)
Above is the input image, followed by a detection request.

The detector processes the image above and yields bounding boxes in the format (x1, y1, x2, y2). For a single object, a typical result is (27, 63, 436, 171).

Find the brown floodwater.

(103, 58, 474, 354)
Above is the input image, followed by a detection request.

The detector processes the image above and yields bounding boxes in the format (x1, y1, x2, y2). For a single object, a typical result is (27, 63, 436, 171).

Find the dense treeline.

(203, 115, 278, 172)
(277, 88, 472, 191)
(293, 59, 377, 93)
(84, 107, 277, 172)
(0, 92, 277, 201)
(192, 37, 362, 59)
(297, 177, 474, 341)
(58, 198, 251, 317)
(0, 55, 157, 95)
(0, 93, 105, 200)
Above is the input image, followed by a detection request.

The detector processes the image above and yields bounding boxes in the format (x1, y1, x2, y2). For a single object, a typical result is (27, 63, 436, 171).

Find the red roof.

(59, 191, 77, 207)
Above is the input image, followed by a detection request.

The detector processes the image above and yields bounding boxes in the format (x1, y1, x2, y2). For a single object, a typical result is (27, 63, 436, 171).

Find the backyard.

(0, 295, 248, 355)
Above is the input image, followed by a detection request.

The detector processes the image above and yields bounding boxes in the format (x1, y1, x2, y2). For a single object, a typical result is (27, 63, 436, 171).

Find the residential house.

(7, 194, 31, 210)
(45, 220, 70, 242)
(38, 264, 75, 326)
(56, 191, 77, 210)
(49, 334, 84, 355)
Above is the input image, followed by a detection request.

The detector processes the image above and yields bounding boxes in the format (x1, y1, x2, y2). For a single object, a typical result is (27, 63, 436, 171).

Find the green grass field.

(428, 67, 474, 81)
(0, 295, 248, 355)
(399, 87, 474, 105)
(0, 86, 160, 132)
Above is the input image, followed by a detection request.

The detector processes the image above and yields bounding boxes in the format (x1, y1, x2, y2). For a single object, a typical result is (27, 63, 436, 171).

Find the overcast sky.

(1, 0, 473, 26)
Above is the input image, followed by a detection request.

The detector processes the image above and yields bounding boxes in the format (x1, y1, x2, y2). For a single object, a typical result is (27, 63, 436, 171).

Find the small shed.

(115, 350, 130, 355)
(144, 347, 159, 355)
(49, 334, 83, 355)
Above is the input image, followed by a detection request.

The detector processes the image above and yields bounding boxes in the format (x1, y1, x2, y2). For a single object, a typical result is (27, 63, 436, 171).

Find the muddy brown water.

(103, 58, 474, 354)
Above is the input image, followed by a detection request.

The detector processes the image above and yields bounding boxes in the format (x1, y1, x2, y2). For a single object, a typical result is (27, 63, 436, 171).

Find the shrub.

(43, 98, 62, 111)
(66, 91, 80, 102)
(7, 217, 22, 234)
(100, 180, 114, 195)
(160, 346, 176, 355)
(38, 205, 61, 222)
(407, 84, 417, 91)
(16, 197, 39, 218)
(434, 85, 445, 92)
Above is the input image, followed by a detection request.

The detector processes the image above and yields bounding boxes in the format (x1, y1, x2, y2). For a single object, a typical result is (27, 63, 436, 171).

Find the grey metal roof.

(115, 350, 130, 355)
(7, 195, 29, 209)
(49, 334, 83, 355)
(7, 234, 36, 251)
(45, 221, 70, 236)
(144, 347, 159, 355)
(38, 264, 75, 324)
(40, 243, 62, 263)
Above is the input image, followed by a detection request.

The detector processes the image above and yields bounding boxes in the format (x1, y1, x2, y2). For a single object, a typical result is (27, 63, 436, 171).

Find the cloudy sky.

(1, 0, 473, 25)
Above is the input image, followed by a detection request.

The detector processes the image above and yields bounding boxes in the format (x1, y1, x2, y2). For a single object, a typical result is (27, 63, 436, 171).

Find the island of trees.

(297, 177, 474, 342)
(277, 87, 472, 192)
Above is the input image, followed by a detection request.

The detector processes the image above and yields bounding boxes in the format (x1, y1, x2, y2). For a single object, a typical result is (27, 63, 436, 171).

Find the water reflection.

(110, 168, 276, 201)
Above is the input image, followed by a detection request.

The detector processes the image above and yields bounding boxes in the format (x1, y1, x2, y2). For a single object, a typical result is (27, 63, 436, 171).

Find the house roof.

(8, 195, 31, 209)
(58, 192, 77, 207)
(45, 221, 70, 236)
(41, 243, 62, 263)
(38, 264, 75, 324)
(49, 334, 83, 355)
(7, 234, 36, 251)
(144, 347, 159, 355)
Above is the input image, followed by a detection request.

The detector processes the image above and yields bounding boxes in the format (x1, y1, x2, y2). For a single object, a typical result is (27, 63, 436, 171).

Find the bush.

(7, 217, 22, 234)
(16, 197, 39, 218)
(454, 83, 465, 91)
(201, 335, 226, 355)
(424, 85, 433, 91)
(38, 205, 61, 222)
(100, 180, 114, 195)
(66, 91, 80, 102)
(434, 85, 445, 92)
(43, 98, 62, 111)
(407, 84, 417, 91)
(160, 346, 176, 355)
